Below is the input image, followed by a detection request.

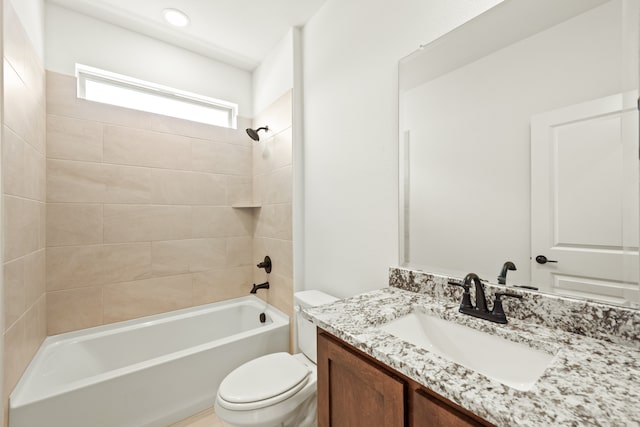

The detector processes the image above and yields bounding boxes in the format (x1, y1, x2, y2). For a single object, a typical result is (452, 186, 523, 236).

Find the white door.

(531, 92, 639, 306)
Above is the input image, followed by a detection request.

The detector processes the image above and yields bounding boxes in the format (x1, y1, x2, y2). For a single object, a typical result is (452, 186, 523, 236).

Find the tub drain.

(259, 313, 266, 323)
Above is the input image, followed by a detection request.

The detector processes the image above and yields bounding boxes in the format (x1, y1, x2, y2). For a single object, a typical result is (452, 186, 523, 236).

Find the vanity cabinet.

(317, 330, 405, 426)
(411, 388, 486, 427)
(317, 330, 493, 427)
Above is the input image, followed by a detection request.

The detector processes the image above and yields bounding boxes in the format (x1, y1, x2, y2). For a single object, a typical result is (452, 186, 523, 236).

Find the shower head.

(246, 126, 269, 141)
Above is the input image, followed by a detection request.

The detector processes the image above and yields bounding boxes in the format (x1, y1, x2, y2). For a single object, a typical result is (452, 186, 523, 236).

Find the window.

(76, 64, 237, 128)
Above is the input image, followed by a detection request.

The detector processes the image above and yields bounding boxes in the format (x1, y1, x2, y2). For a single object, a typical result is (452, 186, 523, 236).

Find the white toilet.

(214, 291, 338, 427)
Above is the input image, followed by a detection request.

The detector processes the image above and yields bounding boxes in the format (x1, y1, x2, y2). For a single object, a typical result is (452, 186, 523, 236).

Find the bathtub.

(9, 296, 289, 427)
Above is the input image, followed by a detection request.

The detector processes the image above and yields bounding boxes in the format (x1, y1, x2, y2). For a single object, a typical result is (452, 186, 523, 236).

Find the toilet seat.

(217, 352, 311, 411)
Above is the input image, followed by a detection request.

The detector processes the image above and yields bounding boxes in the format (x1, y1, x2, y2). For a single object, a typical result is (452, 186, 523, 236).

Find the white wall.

(0, 3, 3, 421)
(301, 0, 502, 298)
(9, 0, 44, 60)
(45, 3, 253, 116)
(252, 29, 294, 117)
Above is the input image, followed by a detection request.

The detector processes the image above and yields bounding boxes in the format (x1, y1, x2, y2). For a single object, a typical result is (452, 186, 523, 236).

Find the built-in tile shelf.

(231, 204, 262, 208)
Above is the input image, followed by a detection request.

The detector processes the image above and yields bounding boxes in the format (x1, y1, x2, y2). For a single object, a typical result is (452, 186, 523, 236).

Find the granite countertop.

(302, 287, 640, 427)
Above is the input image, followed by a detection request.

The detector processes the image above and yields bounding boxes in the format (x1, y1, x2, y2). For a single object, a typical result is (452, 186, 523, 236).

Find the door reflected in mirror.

(398, 0, 639, 307)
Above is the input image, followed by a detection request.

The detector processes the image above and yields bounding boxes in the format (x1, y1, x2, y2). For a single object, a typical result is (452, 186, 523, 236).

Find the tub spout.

(250, 281, 269, 294)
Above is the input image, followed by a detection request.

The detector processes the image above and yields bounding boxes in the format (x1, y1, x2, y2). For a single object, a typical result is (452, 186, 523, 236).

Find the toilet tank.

(294, 291, 338, 363)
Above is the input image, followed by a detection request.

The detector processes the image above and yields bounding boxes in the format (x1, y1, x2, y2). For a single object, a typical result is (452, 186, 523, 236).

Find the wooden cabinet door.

(411, 388, 486, 427)
(317, 332, 405, 427)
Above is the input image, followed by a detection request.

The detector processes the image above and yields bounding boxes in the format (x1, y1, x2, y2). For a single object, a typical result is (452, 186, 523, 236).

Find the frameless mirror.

(399, 0, 640, 307)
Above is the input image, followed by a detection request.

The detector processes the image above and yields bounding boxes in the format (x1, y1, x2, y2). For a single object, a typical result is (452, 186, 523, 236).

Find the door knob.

(535, 255, 558, 264)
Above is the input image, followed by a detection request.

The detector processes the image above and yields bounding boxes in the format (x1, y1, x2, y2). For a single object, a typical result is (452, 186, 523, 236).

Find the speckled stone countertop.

(389, 267, 640, 348)
(302, 287, 640, 427)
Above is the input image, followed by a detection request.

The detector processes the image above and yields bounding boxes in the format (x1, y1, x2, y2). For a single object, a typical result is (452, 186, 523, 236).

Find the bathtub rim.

(10, 296, 289, 408)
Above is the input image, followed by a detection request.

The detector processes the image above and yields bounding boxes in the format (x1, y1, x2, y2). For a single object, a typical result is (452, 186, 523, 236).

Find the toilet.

(214, 291, 338, 427)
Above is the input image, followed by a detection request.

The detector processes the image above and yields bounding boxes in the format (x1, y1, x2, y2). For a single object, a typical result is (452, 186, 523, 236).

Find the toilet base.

(280, 393, 316, 427)
(215, 392, 316, 427)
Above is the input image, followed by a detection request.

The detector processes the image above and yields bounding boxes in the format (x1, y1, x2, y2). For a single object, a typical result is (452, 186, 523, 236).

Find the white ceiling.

(47, 0, 327, 71)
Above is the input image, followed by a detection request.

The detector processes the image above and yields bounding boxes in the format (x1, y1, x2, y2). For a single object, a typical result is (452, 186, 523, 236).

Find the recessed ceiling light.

(163, 8, 190, 27)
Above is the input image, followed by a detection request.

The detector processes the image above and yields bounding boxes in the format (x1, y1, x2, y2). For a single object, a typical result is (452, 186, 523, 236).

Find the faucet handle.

(491, 292, 523, 323)
(448, 281, 473, 309)
(257, 256, 272, 273)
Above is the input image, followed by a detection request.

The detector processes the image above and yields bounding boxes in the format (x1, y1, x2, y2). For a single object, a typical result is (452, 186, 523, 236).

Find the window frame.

(75, 64, 238, 129)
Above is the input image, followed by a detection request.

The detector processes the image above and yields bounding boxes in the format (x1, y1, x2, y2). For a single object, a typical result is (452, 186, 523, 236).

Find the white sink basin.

(378, 312, 555, 391)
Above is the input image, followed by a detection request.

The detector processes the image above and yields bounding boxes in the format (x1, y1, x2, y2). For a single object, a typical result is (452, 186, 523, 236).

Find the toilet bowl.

(214, 291, 338, 427)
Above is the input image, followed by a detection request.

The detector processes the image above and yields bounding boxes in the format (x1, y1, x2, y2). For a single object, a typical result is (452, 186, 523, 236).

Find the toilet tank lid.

(294, 290, 339, 308)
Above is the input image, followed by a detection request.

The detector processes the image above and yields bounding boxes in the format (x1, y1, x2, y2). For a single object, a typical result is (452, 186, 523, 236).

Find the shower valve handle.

(257, 256, 272, 273)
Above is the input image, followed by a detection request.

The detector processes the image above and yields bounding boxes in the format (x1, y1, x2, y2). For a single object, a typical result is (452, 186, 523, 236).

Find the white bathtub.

(9, 296, 289, 427)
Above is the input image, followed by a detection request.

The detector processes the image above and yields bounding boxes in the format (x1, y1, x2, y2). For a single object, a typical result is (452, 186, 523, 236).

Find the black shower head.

(246, 126, 269, 141)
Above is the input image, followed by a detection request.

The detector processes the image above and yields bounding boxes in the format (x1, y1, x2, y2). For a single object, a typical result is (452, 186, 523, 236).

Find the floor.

(169, 407, 225, 427)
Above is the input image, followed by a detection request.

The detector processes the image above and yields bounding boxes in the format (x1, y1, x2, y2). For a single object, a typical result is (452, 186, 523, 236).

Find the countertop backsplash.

(389, 267, 640, 349)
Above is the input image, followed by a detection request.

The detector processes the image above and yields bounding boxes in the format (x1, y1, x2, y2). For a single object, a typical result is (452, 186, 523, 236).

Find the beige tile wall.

(251, 92, 294, 346)
(2, 0, 47, 421)
(45, 71, 256, 335)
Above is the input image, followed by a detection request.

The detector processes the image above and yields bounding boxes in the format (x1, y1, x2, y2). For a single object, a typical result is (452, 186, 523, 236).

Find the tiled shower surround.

(252, 92, 294, 320)
(45, 72, 294, 336)
(2, 0, 47, 419)
(45, 71, 255, 334)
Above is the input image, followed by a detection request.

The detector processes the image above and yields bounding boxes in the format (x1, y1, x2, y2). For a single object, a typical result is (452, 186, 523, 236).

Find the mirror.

(399, 0, 640, 307)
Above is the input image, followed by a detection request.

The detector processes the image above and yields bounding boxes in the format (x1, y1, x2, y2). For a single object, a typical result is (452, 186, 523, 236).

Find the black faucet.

(497, 261, 516, 285)
(250, 281, 270, 294)
(448, 273, 522, 324)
